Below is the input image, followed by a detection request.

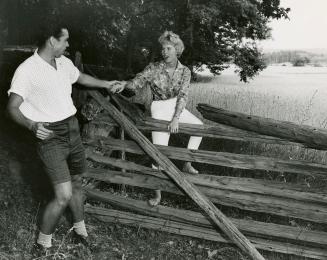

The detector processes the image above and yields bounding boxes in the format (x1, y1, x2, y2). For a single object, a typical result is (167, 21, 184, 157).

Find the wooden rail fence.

(72, 57, 327, 259)
(2, 46, 327, 260)
(80, 91, 327, 260)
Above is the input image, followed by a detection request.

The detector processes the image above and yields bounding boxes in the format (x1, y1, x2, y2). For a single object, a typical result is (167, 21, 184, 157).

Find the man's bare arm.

(6, 93, 53, 140)
(7, 93, 34, 130)
(77, 73, 123, 93)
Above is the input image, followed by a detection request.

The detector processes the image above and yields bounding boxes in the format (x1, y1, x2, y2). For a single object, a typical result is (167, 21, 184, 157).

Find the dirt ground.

(0, 117, 249, 260)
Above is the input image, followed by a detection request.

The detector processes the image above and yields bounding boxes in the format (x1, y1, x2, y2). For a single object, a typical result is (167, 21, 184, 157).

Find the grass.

(188, 66, 327, 166)
(1, 65, 327, 259)
(0, 118, 249, 260)
(189, 67, 327, 127)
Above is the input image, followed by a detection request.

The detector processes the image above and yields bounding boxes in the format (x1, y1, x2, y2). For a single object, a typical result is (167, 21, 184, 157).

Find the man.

(6, 25, 122, 254)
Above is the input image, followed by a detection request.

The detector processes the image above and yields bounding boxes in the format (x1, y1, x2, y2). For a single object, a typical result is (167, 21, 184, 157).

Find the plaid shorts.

(36, 116, 86, 184)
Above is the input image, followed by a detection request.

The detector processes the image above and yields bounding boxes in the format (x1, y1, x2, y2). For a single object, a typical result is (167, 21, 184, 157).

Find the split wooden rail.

(81, 91, 327, 260)
(3, 47, 326, 259)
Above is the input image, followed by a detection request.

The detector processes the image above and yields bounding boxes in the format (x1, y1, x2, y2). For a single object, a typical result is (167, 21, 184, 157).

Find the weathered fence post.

(88, 90, 266, 260)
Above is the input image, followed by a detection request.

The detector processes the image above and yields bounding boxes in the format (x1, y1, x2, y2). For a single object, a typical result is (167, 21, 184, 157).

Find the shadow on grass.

(2, 116, 53, 201)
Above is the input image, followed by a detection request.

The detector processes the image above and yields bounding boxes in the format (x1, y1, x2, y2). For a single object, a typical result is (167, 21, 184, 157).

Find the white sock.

(73, 220, 88, 237)
(37, 232, 52, 248)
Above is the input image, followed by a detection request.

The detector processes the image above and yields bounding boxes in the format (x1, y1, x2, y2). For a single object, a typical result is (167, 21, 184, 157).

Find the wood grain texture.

(88, 91, 265, 260)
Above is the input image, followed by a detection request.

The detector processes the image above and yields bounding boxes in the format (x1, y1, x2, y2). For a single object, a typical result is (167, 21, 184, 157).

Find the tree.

(292, 56, 310, 67)
(113, 0, 290, 81)
(1, 0, 289, 82)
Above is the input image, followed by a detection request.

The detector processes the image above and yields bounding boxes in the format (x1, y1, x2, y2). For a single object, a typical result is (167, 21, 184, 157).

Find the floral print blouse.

(127, 60, 191, 119)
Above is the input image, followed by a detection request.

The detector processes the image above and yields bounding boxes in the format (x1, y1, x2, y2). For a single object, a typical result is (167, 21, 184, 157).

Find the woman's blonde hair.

(158, 31, 184, 57)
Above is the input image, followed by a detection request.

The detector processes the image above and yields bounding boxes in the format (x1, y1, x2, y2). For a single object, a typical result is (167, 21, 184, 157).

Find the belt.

(47, 115, 75, 126)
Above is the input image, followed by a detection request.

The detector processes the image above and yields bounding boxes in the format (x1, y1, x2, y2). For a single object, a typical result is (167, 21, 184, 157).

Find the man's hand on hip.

(31, 122, 54, 140)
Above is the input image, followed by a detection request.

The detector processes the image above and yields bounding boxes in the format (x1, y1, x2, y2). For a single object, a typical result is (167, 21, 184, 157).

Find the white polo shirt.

(8, 51, 80, 122)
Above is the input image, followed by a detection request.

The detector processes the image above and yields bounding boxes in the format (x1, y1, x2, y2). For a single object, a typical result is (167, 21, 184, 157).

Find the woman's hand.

(168, 117, 179, 133)
(106, 81, 126, 94)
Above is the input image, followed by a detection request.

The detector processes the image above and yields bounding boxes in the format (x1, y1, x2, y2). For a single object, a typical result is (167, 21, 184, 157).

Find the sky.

(260, 0, 327, 51)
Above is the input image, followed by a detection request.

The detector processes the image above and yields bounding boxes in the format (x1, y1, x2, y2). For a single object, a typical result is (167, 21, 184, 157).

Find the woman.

(117, 31, 203, 206)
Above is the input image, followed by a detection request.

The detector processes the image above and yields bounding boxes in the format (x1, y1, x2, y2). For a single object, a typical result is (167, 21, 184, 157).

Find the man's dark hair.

(36, 24, 68, 48)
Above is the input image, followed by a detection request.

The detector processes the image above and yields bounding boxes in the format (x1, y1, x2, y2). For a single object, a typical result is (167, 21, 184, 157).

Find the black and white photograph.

(0, 0, 327, 259)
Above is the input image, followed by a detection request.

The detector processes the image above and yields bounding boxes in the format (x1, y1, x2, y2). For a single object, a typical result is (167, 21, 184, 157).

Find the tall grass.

(189, 68, 327, 127)
(186, 66, 327, 177)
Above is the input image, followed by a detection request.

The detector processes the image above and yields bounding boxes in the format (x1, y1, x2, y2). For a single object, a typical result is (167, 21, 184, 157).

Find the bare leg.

(68, 176, 88, 244)
(40, 181, 72, 234)
(148, 164, 163, 207)
(68, 175, 84, 223)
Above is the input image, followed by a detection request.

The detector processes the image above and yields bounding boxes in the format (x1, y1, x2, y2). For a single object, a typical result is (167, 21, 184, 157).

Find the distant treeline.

(263, 50, 327, 66)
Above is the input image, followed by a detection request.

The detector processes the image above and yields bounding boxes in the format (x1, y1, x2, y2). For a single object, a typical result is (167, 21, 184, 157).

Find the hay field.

(188, 65, 327, 127)
(187, 65, 327, 169)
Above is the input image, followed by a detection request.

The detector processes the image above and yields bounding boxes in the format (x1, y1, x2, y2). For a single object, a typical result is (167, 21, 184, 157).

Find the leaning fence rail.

(80, 91, 327, 260)
(71, 55, 327, 259)
(86, 91, 266, 260)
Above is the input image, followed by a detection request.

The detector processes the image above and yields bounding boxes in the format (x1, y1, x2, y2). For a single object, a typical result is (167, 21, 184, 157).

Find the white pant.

(151, 98, 203, 149)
